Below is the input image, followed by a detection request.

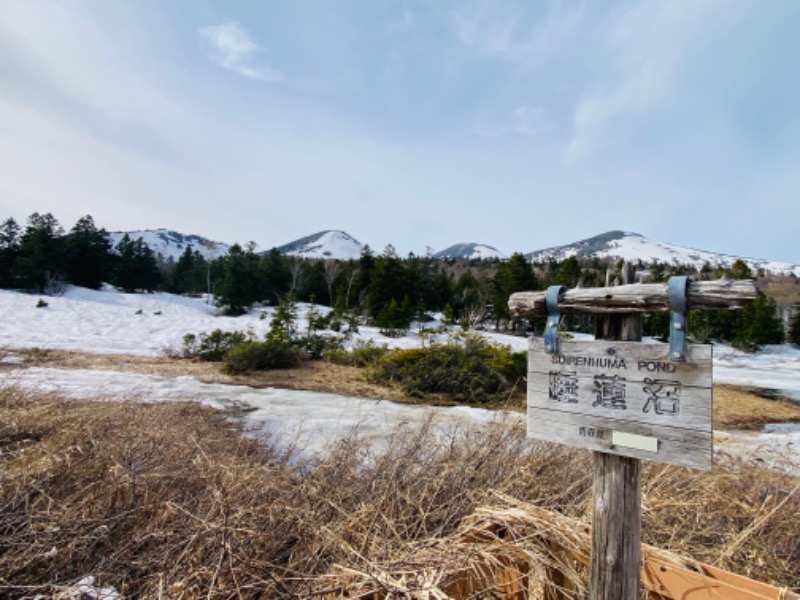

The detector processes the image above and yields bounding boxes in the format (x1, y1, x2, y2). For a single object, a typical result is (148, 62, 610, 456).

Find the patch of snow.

(712, 343, 800, 402)
(282, 230, 363, 260)
(3, 367, 515, 456)
(72, 575, 120, 600)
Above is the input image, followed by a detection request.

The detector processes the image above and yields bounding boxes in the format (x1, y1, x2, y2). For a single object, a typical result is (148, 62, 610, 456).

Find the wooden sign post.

(509, 277, 756, 600)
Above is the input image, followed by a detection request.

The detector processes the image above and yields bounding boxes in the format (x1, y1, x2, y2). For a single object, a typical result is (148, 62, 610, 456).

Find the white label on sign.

(612, 431, 659, 453)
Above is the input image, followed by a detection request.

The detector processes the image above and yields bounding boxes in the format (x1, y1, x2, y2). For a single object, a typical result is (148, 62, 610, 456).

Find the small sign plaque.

(527, 338, 713, 469)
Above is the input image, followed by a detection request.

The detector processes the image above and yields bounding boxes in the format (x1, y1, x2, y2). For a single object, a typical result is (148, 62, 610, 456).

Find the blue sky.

(1, 1, 798, 261)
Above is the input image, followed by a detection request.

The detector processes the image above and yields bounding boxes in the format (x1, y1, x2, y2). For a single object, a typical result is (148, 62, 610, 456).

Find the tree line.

(1, 211, 795, 350)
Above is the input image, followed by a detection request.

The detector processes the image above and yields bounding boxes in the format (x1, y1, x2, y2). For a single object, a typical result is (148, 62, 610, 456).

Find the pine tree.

(554, 256, 582, 288)
(367, 254, 408, 321)
(112, 234, 161, 292)
(299, 261, 327, 304)
(789, 302, 800, 346)
(64, 215, 113, 289)
(727, 259, 754, 280)
(267, 294, 298, 342)
(171, 245, 208, 295)
(731, 292, 784, 351)
(257, 248, 291, 303)
(215, 244, 258, 315)
(354, 245, 375, 307)
(0, 217, 20, 288)
(15, 212, 65, 293)
(375, 297, 412, 337)
(491, 253, 538, 326)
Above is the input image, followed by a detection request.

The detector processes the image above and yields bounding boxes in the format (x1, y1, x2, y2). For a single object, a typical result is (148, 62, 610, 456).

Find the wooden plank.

(509, 278, 757, 317)
(590, 452, 641, 600)
(527, 339, 712, 441)
(527, 407, 712, 470)
(589, 310, 642, 600)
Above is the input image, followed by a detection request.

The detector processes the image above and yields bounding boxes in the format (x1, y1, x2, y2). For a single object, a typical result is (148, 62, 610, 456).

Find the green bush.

(325, 339, 389, 367)
(293, 334, 344, 360)
(223, 340, 302, 374)
(367, 334, 526, 404)
(182, 329, 250, 361)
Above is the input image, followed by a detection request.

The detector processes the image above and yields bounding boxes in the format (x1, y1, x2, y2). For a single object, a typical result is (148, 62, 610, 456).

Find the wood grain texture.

(590, 452, 641, 600)
(589, 311, 642, 600)
(527, 407, 712, 469)
(509, 278, 757, 317)
(527, 339, 713, 446)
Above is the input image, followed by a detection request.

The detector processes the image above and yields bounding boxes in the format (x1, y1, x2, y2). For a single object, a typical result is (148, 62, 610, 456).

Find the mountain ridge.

(108, 228, 799, 275)
(108, 229, 229, 261)
(433, 243, 505, 260)
(526, 231, 800, 276)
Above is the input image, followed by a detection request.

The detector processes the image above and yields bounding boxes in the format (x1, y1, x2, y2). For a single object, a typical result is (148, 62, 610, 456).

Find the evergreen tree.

(0, 217, 21, 288)
(491, 253, 538, 326)
(375, 297, 413, 337)
(112, 234, 161, 292)
(732, 292, 784, 351)
(257, 248, 291, 303)
(171, 245, 208, 295)
(299, 261, 327, 304)
(367, 253, 408, 320)
(267, 294, 298, 342)
(553, 256, 582, 288)
(354, 245, 375, 308)
(789, 302, 800, 346)
(64, 215, 113, 289)
(215, 244, 258, 315)
(15, 212, 65, 293)
(727, 259, 754, 280)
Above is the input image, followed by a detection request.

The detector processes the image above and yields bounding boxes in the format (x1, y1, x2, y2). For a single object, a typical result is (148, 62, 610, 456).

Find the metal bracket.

(668, 276, 688, 362)
(544, 285, 565, 354)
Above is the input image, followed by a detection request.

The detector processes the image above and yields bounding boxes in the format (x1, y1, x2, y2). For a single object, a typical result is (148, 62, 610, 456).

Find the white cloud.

(198, 20, 282, 82)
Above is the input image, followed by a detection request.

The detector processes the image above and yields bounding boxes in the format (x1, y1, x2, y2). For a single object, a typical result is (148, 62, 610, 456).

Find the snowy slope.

(433, 243, 506, 260)
(527, 231, 800, 276)
(109, 229, 229, 261)
(277, 230, 364, 260)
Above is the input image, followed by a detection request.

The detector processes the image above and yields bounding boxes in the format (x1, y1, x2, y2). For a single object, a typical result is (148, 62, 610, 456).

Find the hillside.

(433, 243, 506, 260)
(105, 227, 799, 276)
(108, 229, 229, 261)
(527, 231, 800, 276)
(276, 230, 364, 260)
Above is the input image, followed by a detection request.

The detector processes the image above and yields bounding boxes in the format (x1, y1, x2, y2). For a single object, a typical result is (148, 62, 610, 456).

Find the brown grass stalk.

(1, 385, 798, 598)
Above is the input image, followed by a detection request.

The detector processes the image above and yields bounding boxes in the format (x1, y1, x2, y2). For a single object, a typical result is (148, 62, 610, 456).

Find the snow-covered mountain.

(276, 230, 364, 260)
(433, 243, 506, 260)
(527, 231, 800, 276)
(107, 227, 798, 275)
(109, 229, 229, 261)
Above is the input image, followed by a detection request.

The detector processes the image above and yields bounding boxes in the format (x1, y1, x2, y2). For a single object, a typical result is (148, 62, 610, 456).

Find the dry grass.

(714, 385, 800, 429)
(2, 385, 799, 598)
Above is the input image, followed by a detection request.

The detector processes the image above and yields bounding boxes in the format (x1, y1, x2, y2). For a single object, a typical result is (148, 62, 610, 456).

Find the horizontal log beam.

(508, 278, 757, 317)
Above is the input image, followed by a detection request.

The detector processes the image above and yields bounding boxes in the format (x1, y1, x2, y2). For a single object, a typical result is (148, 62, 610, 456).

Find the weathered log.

(508, 278, 757, 318)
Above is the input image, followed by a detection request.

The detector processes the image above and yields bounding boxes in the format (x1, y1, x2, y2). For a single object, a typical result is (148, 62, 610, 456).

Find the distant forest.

(1, 211, 797, 350)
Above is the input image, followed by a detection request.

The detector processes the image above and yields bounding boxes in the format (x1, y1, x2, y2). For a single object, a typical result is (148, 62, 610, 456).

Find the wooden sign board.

(528, 338, 713, 470)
